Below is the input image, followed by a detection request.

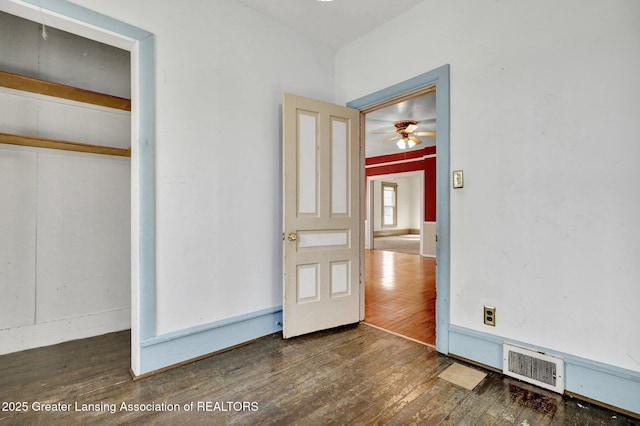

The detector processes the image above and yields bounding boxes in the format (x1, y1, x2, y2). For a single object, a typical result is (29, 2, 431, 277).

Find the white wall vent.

(503, 343, 565, 394)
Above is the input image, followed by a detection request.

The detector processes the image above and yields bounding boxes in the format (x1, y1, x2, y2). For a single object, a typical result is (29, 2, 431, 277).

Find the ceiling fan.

(375, 120, 436, 150)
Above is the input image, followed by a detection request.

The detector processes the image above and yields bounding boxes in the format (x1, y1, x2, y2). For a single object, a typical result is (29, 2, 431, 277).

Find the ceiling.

(235, 0, 424, 51)
(235, 0, 434, 158)
(365, 93, 437, 157)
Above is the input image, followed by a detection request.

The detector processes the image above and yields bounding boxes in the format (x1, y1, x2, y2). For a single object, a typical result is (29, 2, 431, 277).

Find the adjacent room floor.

(372, 234, 420, 255)
(0, 327, 636, 424)
(364, 248, 436, 345)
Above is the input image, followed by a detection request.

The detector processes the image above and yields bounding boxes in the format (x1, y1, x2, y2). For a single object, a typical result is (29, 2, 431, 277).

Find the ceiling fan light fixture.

(376, 119, 432, 151)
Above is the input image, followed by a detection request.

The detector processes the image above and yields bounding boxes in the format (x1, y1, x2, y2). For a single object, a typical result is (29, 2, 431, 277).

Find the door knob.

(287, 232, 297, 241)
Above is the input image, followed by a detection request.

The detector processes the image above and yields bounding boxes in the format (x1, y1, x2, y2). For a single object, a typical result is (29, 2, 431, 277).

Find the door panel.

(283, 93, 360, 338)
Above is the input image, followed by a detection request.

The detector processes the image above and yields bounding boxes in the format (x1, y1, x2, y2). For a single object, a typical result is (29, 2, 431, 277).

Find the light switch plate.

(453, 170, 464, 189)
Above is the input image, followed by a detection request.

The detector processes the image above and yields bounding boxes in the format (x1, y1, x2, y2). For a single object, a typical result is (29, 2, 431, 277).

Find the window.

(381, 182, 397, 227)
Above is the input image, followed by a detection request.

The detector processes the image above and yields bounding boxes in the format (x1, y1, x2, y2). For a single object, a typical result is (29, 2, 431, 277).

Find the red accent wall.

(365, 146, 436, 222)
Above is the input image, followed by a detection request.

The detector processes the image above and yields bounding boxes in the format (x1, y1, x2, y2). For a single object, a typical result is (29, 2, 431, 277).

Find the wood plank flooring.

(365, 249, 436, 345)
(1, 327, 637, 425)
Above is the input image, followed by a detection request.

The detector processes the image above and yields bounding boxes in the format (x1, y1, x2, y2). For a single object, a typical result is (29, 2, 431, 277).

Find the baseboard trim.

(138, 306, 282, 375)
(132, 331, 281, 381)
(564, 391, 640, 420)
(448, 325, 640, 416)
(373, 228, 419, 237)
(0, 308, 131, 355)
(447, 353, 502, 374)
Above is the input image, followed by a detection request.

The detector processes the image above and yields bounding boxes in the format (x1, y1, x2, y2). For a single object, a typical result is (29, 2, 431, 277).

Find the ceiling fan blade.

(409, 136, 423, 146)
(370, 131, 397, 135)
(380, 135, 400, 144)
(405, 124, 418, 133)
(414, 131, 436, 136)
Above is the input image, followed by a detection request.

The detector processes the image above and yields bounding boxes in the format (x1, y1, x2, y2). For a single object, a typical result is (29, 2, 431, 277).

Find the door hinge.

(435, 234, 438, 242)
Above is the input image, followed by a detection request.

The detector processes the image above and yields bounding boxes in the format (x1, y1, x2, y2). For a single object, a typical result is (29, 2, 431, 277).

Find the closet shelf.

(0, 70, 131, 111)
(1, 70, 131, 156)
(0, 132, 131, 157)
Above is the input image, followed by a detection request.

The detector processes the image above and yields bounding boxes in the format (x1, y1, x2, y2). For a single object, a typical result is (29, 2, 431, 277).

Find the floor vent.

(503, 343, 564, 393)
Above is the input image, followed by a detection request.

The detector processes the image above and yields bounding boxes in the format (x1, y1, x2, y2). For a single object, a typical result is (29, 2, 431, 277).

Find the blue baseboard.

(138, 306, 283, 375)
(448, 325, 640, 415)
(133, 313, 639, 415)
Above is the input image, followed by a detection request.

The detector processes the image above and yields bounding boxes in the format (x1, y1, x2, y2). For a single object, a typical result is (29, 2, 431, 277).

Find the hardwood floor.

(1, 327, 637, 425)
(365, 249, 436, 345)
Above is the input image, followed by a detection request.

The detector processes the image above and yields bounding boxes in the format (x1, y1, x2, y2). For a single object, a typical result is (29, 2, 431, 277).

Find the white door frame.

(366, 171, 424, 255)
(348, 65, 450, 354)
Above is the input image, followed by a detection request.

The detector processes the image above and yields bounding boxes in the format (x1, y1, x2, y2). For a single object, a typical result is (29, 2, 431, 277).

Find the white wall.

(0, 12, 131, 353)
(68, 0, 336, 335)
(0, 148, 131, 354)
(0, 88, 131, 148)
(408, 176, 421, 228)
(0, 10, 130, 97)
(336, 0, 640, 372)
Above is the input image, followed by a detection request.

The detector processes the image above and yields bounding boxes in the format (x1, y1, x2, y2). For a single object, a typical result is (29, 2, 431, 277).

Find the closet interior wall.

(0, 11, 132, 354)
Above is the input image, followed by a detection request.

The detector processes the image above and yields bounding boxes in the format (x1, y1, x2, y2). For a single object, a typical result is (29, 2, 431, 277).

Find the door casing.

(348, 65, 450, 354)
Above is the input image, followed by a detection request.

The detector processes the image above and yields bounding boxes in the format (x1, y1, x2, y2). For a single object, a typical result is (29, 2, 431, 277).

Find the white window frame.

(381, 182, 397, 228)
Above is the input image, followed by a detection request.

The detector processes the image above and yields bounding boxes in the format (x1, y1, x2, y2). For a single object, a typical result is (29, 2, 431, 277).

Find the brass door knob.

(287, 232, 297, 241)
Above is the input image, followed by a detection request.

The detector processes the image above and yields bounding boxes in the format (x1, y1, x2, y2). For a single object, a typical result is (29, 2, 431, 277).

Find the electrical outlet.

(484, 306, 496, 326)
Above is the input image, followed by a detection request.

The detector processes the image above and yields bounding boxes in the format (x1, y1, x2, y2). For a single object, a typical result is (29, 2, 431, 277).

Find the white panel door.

(283, 93, 361, 338)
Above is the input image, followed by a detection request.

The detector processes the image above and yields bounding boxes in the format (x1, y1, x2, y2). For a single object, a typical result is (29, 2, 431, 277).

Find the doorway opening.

(359, 88, 437, 346)
(368, 172, 424, 255)
(348, 66, 450, 353)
